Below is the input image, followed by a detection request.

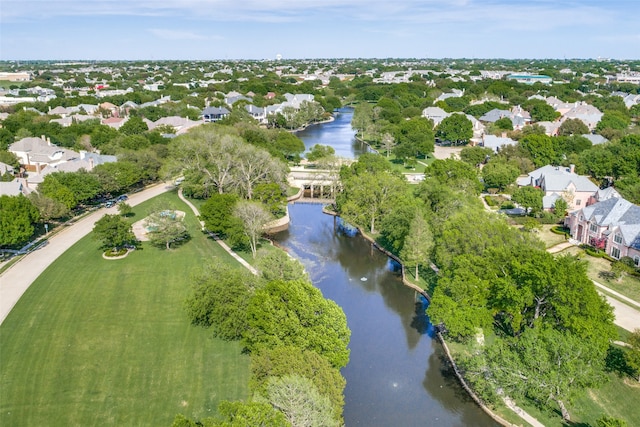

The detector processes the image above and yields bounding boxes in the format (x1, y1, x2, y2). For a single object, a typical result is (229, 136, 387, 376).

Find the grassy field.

(0, 192, 250, 426)
(535, 224, 569, 249)
(562, 246, 640, 303)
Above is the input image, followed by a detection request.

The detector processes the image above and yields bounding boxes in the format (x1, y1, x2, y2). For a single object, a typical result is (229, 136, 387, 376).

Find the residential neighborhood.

(1, 57, 639, 427)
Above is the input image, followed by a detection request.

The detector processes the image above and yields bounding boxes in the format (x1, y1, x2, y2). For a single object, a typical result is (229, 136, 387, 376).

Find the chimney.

(501, 132, 507, 138)
(47, 137, 51, 146)
(36, 163, 41, 174)
(41, 134, 46, 141)
(89, 157, 95, 170)
(570, 164, 575, 174)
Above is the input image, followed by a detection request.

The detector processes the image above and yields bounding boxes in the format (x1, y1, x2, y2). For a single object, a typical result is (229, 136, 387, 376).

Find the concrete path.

(0, 183, 173, 325)
(503, 396, 546, 427)
(176, 188, 258, 275)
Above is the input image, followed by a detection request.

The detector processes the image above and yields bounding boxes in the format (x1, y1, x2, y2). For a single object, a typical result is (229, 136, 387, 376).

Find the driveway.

(0, 182, 173, 325)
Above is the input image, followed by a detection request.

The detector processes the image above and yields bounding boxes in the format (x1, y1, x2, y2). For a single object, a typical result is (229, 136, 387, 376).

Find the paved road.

(0, 183, 173, 325)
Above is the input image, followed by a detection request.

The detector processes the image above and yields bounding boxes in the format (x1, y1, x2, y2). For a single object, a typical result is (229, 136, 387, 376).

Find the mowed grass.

(0, 192, 250, 427)
(563, 246, 640, 303)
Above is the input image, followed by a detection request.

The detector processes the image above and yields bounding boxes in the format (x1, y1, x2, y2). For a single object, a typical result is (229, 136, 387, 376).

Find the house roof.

(518, 164, 598, 194)
(0, 180, 30, 196)
(9, 137, 80, 163)
(581, 134, 609, 145)
(479, 108, 512, 122)
(582, 197, 640, 249)
(482, 135, 517, 152)
(0, 161, 14, 174)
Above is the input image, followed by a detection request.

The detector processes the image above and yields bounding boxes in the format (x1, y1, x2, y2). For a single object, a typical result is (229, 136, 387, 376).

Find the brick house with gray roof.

(567, 196, 640, 266)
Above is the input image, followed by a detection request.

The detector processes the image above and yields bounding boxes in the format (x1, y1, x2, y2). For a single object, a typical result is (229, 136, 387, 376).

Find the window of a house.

(589, 223, 598, 233)
(614, 234, 623, 244)
(611, 247, 620, 259)
(635, 256, 640, 267)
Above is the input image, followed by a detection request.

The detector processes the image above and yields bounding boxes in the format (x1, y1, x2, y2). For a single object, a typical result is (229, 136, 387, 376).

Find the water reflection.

(274, 203, 497, 426)
(294, 108, 369, 159)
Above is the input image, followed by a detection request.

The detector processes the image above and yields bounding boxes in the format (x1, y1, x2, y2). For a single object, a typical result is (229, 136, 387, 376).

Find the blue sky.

(1, 0, 639, 60)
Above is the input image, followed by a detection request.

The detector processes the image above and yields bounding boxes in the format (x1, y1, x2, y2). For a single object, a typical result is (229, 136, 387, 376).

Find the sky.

(1, 0, 639, 61)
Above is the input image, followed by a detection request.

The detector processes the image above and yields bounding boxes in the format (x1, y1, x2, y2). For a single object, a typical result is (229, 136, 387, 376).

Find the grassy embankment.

(0, 191, 251, 427)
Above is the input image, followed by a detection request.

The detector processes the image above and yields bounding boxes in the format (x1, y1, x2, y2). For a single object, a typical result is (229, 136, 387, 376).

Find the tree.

(394, 117, 434, 159)
(117, 202, 133, 217)
(337, 170, 408, 234)
(0, 195, 40, 247)
(38, 174, 77, 210)
(436, 113, 473, 144)
(250, 346, 345, 422)
(256, 251, 308, 283)
(512, 186, 544, 215)
(254, 182, 286, 216)
(460, 146, 493, 166)
(494, 117, 514, 131)
(381, 132, 396, 158)
(119, 116, 149, 135)
(93, 161, 142, 194)
(243, 279, 350, 368)
(596, 415, 628, 427)
(145, 209, 189, 250)
(215, 401, 290, 427)
(28, 192, 69, 221)
(626, 329, 640, 382)
(92, 214, 136, 253)
(529, 102, 560, 122)
(520, 134, 559, 167)
(473, 326, 607, 422)
(235, 144, 288, 200)
(400, 213, 433, 281)
(596, 111, 631, 133)
(234, 201, 272, 258)
(305, 144, 335, 162)
(481, 160, 520, 191)
(266, 375, 339, 427)
(558, 118, 589, 136)
(184, 264, 262, 340)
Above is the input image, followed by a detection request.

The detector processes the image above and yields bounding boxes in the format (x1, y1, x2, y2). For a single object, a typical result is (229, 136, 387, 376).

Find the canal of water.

(272, 109, 498, 426)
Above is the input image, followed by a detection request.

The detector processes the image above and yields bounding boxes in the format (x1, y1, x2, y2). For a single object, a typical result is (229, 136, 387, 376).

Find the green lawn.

(563, 246, 640, 303)
(0, 192, 250, 427)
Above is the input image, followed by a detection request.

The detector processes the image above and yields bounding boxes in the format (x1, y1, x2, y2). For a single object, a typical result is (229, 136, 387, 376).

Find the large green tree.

(512, 186, 544, 215)
(0, 195, 40, 247)
(468, 325, 607, 422)
(185, 264, 262, 340)
(266, 375, 338, 427)
(400, 213, 434, 281)
(92, 214, 136, 253)
(243, 279, 350, 369)
(436, 113, 473, 144)
(250, 346, 345, 422)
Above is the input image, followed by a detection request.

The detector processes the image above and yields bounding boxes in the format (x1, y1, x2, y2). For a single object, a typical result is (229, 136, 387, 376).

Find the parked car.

(116, 195, 128, 202)
(105, 200, 115, 208)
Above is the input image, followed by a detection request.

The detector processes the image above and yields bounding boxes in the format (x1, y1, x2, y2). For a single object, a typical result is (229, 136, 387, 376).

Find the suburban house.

(0, 179, 32, 197)
(481, 134, 518, 152)
(144, 116, 202, 135)
(516, 164, 599, 210)
(566, 195, 640, 265)
(479, 106, 530, 129)
(201, 106, 230, 123)
(9, 137, 80, 174)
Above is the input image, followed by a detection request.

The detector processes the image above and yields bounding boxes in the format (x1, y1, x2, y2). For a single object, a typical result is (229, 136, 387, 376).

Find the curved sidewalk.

(0, 183, 173, 326)
(176, 188, 258, 275)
